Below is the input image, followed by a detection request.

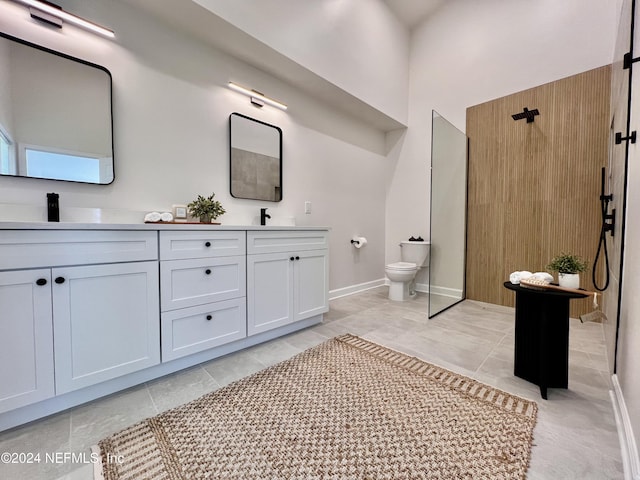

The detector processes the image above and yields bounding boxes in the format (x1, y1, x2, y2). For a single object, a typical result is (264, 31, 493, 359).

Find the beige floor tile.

(0, 287, 623, 480)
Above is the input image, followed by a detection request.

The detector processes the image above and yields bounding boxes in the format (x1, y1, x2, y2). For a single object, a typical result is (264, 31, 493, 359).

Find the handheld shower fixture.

(593, 167, 615, 291)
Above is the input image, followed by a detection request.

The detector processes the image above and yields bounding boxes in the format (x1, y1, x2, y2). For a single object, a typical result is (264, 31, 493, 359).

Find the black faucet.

(260, 208, 271, 226)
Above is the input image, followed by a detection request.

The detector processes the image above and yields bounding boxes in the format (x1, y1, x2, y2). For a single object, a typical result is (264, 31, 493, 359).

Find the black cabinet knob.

(205, 269, 212, 275)
(55, 277, 65, 284)
(206, 315, 212, 321)
(295, 256, 300, 260)
(205, 241, 211, 247)
(36, 278, 48, 286)
(290, 256, 294, 261)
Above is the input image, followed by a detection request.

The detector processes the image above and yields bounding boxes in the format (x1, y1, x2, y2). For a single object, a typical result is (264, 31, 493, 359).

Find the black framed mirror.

(229, 113, 282, 202)
(0, 32, 114, 185)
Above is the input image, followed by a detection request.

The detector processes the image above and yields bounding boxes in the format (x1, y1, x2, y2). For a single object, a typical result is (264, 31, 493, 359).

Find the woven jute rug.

(94, 334, 537, 480)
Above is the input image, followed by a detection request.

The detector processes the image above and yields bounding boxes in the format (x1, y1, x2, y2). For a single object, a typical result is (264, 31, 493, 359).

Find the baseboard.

(329, 278, 386, 300)
(333, 280, 462, 300)
(429, 285, 463, 298)
(611, 374, 640, 480)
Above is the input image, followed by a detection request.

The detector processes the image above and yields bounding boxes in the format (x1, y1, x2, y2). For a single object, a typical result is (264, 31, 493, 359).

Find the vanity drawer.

(160, 256, 246, 311)
(0, 230, 158, 270)
(247, 231, 329, 255)
(161, 298, 246, 362)
(159, 231, 245, 260)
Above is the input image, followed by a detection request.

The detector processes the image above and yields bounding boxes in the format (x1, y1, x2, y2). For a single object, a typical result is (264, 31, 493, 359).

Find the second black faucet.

(260, 208, 271, 226)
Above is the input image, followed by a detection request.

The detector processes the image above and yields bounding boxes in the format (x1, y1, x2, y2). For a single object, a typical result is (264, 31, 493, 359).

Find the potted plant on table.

(187, 193, 226, 224)
(546, 253, 588, 289)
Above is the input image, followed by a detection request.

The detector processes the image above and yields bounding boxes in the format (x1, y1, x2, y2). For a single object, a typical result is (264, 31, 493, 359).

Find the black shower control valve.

(615, 131, 637, 144)
(604, 209, 616, 237)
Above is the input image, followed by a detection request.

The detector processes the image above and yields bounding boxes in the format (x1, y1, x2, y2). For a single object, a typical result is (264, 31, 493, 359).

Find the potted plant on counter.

(546, 253, 588, 289)
(188, 193, 226, 224)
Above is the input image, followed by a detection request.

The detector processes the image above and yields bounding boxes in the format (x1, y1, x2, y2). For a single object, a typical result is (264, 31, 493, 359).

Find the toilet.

(385, 241, 430, 301)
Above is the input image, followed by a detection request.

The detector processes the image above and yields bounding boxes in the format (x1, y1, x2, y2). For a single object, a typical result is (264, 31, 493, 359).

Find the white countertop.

(0, 222, 330, 231)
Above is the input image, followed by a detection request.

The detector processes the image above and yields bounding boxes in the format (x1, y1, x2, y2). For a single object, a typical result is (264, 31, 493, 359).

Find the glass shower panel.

(429, 111, 467, 318)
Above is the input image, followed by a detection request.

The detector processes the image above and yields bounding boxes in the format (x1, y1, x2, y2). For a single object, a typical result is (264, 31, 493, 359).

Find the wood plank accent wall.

(466, 66, 611, 318)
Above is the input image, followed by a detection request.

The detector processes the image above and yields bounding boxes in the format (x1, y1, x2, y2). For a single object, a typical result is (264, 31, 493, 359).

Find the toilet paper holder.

(350, 236, 367, 248)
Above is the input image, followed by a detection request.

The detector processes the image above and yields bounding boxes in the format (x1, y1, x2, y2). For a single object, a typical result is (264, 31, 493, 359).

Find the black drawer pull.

(55, 277, 65, 284)
(205, 269, 212, 275)
(205, 241, 211, 247)
(36, 278, 48, 286)
(206, 315, 212, 321)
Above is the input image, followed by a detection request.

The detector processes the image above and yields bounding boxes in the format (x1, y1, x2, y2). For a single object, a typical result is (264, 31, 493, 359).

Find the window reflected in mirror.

(0, 32, 114, 184)
(229, 113, 282, 202)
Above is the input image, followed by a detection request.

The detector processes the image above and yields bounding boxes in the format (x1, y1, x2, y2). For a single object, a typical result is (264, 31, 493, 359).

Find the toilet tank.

(400, 241, 430, 267)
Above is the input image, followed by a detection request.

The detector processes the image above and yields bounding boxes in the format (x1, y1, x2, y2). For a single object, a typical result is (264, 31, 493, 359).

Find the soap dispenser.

(47, 193, 59, 222)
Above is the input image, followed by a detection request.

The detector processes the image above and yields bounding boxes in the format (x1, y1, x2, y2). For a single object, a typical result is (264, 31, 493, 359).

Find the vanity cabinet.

(159, 231, 247, 361)
(0, 225, 329, 431)
(0, 270, 54, 414)
(247, 231, 329, 336)
(53, 261, 160, 394)
(0, 230, 160, 398)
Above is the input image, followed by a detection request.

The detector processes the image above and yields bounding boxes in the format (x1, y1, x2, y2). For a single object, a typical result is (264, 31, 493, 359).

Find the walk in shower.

(428, 111, 467, 317)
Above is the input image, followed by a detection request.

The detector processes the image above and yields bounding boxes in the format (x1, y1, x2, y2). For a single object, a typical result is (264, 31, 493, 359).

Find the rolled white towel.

(160, 212, 174, 222)
(144, 212, 161, 222)
(509, 270, 533, 284)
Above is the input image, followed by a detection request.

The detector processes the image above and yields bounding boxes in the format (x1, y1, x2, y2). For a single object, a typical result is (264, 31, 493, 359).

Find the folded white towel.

(144, 212, 161, 222)
(160, 212, 173, 222)
(531, 272, 554, 283)
(509, 271, 533, 284)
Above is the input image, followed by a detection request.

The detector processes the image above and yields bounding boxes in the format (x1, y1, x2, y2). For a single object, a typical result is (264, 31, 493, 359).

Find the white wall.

(192, 0, 410, 125)
(386, 0, 618, 277)
(0, 0, 390, 293)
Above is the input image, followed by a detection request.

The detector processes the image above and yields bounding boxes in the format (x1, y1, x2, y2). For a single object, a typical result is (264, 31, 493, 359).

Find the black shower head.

(512, 107, 539, 123)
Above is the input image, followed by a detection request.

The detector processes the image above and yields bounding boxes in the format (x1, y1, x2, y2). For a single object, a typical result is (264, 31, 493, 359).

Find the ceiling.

(382, 0, 445, 29)
(117, 0, 447, 130)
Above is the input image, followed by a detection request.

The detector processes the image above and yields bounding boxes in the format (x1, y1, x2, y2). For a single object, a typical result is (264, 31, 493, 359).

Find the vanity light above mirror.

(228, 82, 287, 111)
(12, 0, 115, 38)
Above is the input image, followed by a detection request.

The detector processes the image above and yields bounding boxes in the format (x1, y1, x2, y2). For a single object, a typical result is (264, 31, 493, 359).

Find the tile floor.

(0, 287, 623, 479)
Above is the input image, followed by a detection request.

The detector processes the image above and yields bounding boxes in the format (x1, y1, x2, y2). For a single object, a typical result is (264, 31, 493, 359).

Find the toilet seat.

(386, 261, 417, 271)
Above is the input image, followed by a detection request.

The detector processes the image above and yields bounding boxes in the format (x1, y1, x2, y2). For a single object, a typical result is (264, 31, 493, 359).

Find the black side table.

(504, 281, 588, 399)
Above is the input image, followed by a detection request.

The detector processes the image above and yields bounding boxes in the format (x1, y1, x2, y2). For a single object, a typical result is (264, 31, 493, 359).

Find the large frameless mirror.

(429, 110, 467, 318)
(229, 113, 282, 202)
(0, 32, 114, 184)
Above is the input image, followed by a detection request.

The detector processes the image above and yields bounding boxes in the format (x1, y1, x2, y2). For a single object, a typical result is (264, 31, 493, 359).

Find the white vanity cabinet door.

(0, 270, 54, 413)
(247, 252, 294, 335)
(247, 247, 329, 336)
(294, 249, 329, 321)
(52, 261, 160, 394)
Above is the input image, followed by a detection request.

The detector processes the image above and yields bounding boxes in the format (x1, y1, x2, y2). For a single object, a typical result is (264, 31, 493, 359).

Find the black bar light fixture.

(228, 82, 288, 111)
(512, 107, 539, 123)
(14, 0, 115, 38)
